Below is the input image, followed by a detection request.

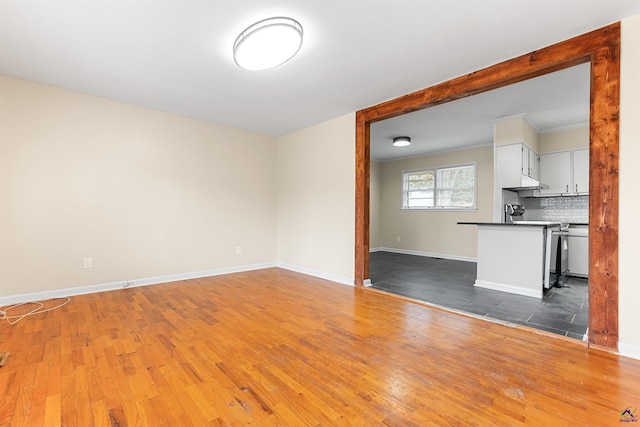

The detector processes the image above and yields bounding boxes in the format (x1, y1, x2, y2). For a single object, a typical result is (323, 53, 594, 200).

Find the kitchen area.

(460, 114, 589, 319)
(369, 64, 591, 340)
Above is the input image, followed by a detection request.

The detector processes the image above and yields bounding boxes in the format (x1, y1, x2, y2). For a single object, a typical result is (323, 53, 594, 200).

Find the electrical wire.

(0, 298, 70, 325)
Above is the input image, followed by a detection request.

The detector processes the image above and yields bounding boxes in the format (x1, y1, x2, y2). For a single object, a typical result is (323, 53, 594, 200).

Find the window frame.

(401, 161, 478, 211)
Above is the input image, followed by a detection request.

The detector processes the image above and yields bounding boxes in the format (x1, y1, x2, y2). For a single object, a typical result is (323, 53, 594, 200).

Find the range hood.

(503, 174, 547, 191)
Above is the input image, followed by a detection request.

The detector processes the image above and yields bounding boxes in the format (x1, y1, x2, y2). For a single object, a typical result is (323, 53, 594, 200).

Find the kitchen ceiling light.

(233, 17, 303, 71)
(393, 136, 411, 147)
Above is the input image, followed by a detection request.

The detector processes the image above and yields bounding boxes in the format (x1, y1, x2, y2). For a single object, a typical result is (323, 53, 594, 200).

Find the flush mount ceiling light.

(392, 136, 411, 147)
(233, 17, 303, 71)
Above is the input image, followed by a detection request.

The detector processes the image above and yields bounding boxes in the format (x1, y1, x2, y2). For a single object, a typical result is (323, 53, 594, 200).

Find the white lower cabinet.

(568, 226, 588, 277)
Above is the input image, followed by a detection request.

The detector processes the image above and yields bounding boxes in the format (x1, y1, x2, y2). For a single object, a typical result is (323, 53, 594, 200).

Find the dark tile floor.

(369, 251, 589, 340)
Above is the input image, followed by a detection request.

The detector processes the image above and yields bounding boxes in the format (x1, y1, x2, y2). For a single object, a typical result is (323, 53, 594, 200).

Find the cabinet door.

(538, 151, 571, 195)
(529, 148, 539, 179)
(572, 149, 589, 194)
(520, 145, 539, 178)
(496, 144, 525, 188)
(521, 145, 530, 176)
(568, 235, 588, 277)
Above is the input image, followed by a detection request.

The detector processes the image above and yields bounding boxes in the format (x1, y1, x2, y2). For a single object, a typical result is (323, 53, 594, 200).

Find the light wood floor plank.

(1, 267, 639, 425)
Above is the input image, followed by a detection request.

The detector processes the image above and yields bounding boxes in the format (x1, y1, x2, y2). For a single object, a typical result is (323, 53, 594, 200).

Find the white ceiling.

(1, 1, 639, 138)
(371, 63, 590, 161)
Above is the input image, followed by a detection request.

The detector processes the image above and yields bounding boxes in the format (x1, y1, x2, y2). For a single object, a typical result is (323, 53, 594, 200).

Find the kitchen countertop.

(458, 221, 562, 227)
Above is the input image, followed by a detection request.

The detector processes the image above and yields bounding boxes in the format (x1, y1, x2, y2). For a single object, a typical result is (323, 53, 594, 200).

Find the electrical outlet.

(236, 246, 242, 254)
(396, 236, 401, 242)
(83, 257, 92, 268)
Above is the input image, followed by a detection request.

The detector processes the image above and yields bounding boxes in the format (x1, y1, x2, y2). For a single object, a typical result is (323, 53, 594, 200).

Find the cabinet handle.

(566, 185, 569, 192)
(576, 184, 578, 192)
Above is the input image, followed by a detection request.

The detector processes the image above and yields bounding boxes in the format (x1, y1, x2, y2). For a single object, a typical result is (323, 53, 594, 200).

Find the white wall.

(370, 160, 382, 250)
(538, 127, 589, 153)
(378, 146, 493, 259)
(276, 113, 355, 284)
(0, 76, 277, 297)
(619, 15, 640, 357)
(494, 116, 539, 151)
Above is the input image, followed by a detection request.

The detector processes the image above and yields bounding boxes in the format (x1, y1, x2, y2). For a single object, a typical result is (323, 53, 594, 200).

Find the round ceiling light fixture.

(392, 136, 411, 147)
(233, 17, 303, 71)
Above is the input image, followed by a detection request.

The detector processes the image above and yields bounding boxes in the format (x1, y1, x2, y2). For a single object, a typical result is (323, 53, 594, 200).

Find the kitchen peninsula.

(459, 222, 561, 298)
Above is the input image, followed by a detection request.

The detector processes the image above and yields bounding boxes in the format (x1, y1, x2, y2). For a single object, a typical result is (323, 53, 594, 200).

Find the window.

(402, 163, 476, 210)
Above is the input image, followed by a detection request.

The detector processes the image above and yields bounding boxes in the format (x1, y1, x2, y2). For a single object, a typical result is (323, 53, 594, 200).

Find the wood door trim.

(354, 23, 620, 350)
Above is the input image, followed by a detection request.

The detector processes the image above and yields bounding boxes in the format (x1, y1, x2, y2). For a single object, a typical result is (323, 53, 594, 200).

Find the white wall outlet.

(236, 246, 242, 254)
(396, 236, 401, 242)
(83, 257, 92, 268)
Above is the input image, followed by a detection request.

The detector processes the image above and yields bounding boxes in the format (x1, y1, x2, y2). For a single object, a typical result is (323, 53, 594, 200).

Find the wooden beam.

(354, 117, 369, 286)
(355, 23, 620, 349)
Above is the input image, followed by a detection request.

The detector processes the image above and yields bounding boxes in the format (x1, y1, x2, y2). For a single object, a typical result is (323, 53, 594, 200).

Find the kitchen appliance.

(504, 204, 525, 223)
(550, 224, 569, 286)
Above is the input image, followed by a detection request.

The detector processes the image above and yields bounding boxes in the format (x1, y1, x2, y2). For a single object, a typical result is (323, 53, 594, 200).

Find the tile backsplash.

(521, 195, 589, 223)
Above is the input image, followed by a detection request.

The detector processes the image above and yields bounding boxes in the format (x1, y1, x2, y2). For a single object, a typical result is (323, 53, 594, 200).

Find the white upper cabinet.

(521, 144, 540, 180)
(538, 149, 588, 196)
(539, 151, 571, 195)
(572, 148, 589, 194)
(496, 143, 540, 188)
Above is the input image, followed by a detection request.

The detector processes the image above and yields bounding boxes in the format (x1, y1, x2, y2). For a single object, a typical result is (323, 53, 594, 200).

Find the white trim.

(0, 262, 276, 306)
(492, 112, 528, 123)
(474, 279, 542, 299)
(618, 342, 640, 361)
(375, 247, 477, 263)
(277, 263, 354, 286)
(539, 121, 589, 134)
(369, 247, 383, 253)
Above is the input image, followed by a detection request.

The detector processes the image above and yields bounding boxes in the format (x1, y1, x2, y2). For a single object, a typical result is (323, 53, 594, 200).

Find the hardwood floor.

(0, 268, 639, 426)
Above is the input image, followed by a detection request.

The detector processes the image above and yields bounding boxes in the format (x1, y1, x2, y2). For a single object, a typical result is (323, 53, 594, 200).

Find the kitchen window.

(402, 163, 476, 210)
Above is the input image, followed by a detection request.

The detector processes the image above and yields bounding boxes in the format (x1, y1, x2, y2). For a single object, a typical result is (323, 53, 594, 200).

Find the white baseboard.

(373, 247, 477, 263)
(0, 262, 276, 306)
(618, 342, 640, 360)
(474, 279, 542, 299)
(276, 263, 354, 287)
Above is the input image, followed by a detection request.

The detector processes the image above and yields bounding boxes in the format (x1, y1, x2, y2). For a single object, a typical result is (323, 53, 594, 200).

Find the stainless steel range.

(550, 223, 569, 286)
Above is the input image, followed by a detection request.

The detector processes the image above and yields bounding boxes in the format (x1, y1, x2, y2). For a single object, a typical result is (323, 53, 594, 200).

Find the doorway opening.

(355, 23, 620, 350)
(367, 64, 590, 340)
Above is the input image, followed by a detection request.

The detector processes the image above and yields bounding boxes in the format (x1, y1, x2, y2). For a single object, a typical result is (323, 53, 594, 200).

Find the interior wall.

(378, 146, 493, 259)
(619, 15, 640, 355)
(276, 113, 355, 284)
(0, 75, 277, 297)
(369, 160, 382, 250)
(522, 118, 540, 152)
(538, 127, 589, 153)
